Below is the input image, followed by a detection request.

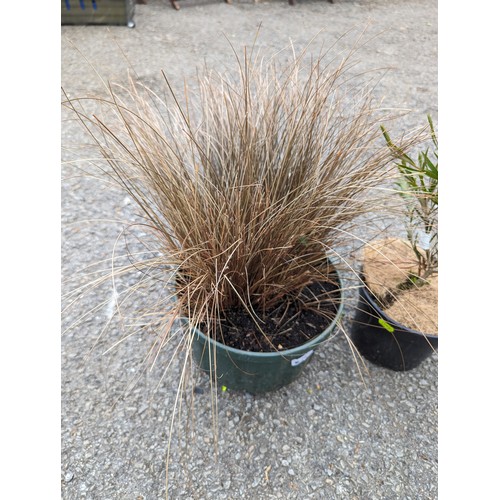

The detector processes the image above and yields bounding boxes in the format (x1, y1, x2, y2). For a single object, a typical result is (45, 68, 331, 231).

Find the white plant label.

(291, 350, 314, 367)
(416, 229, 431, 250)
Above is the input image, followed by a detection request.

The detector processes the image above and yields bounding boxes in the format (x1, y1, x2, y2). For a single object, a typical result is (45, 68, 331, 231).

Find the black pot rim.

(359, 277, 438, 340)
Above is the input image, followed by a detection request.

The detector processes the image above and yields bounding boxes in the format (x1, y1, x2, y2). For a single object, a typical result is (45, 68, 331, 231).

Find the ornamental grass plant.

(64, 43, 413, 346)
(62, 38, 424, 490)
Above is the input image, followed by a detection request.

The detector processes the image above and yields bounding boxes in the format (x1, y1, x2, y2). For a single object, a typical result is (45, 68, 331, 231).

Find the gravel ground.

(61, 0, 438, 498)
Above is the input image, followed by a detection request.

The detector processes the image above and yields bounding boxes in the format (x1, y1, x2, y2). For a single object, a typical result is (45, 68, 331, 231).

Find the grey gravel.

(62, 0, 437, 498)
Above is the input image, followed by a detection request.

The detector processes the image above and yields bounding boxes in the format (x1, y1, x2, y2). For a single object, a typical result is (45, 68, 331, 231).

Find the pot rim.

(359, 276, 438, 339)
(180, 271, 345, 358)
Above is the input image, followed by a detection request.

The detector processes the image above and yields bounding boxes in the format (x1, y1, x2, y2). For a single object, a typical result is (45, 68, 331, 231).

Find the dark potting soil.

(200, 280, 340, 353)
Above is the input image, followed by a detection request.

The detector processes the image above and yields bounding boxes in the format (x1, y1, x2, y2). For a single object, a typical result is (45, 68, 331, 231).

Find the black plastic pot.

(187, 271, 344, 394)
(350, 281, 437, 371)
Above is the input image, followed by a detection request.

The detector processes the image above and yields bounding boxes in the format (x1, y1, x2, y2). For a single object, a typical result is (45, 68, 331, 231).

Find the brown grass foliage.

(63, 43, 411, 350)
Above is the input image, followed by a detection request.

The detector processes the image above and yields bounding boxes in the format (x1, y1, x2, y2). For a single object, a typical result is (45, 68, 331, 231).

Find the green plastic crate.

(62, 0, 135, 27)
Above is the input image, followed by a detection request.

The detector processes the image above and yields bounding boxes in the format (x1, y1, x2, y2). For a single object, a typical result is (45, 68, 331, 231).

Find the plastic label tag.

(416, 229, 431, 250)
(378, 318, 395, 333)
(291, 350, 314, 367)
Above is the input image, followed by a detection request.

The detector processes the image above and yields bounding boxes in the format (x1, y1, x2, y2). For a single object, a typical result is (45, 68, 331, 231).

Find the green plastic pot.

(185, 271, 344, 394)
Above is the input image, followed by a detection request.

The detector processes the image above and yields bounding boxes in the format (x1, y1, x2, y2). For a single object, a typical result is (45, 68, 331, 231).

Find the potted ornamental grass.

(63, 43, 415, 394)
(350, 115, 438, 371)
